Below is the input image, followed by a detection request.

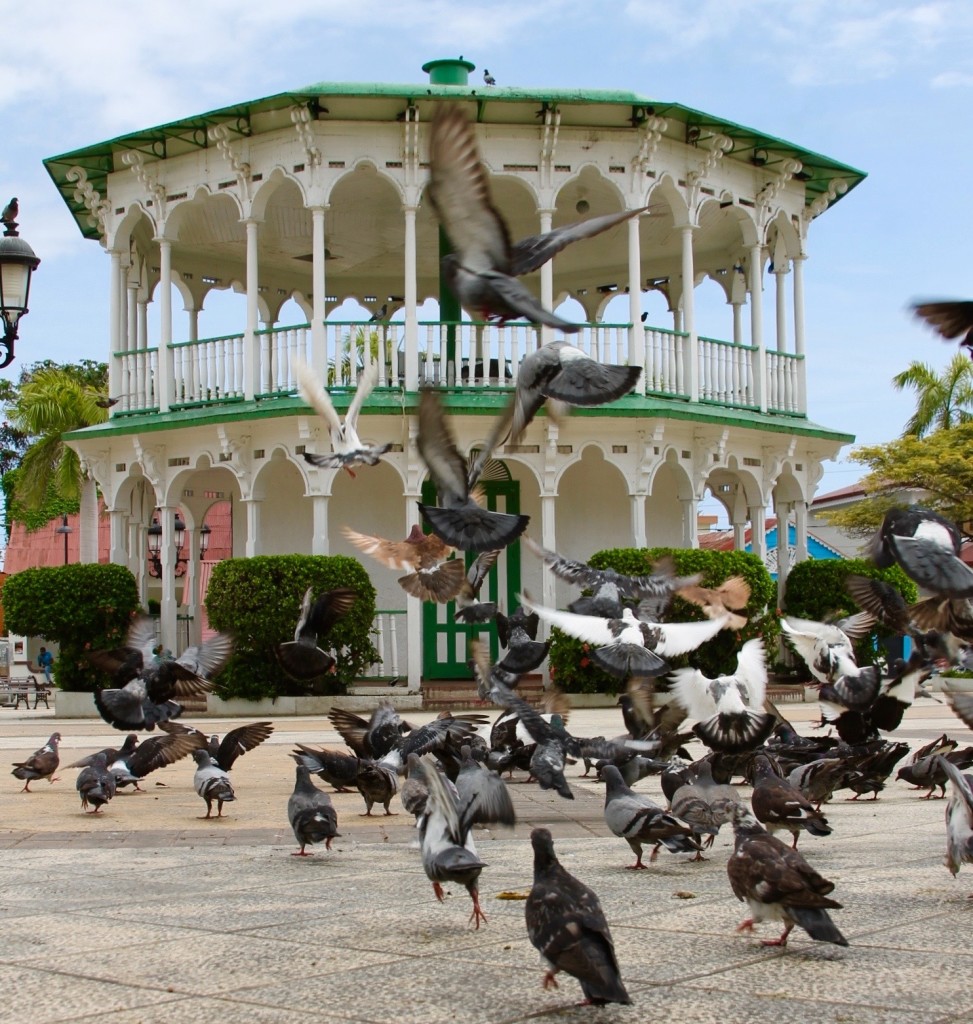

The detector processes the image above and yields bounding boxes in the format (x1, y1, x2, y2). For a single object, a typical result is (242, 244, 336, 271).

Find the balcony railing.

(111, 320, 806, 417)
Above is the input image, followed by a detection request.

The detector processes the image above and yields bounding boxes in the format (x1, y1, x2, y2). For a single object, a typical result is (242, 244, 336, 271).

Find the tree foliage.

(891, 354, 973, 438)
(1, 564, 140, 691)
(821, 423, 973, 536)
(205, 554, 379, 700)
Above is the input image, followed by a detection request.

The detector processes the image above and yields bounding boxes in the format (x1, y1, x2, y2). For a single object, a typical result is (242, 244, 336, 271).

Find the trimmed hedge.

(547, 547, 777, 694)
(205, 554, 379, 700)
(1, 563, 140, 691)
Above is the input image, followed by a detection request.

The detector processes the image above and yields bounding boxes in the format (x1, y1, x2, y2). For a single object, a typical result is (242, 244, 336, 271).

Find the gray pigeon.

(600, 764, 699, 868)
(869, 507, 973, 597)
(780, 613, 874, 685)
(751, 753, 832, 848)
(276, 586, 357, 682)
(76, 752, 117, 813)
(454, 550, 500, 623)
(192, 748, 235, 818)
(288, 764, 340, 856)
(669, 758, 743, 859)
(938, 755, 973, 877)
(428, 104, 646, 333)
(483, 69, 496, 86)
(291, 743, 360, 792)
(525, 827, 631, 1005)
(11, 732, 61, 792)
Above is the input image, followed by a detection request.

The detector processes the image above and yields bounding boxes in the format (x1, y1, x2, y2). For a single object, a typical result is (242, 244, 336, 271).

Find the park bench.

(0, 675, 51, 710)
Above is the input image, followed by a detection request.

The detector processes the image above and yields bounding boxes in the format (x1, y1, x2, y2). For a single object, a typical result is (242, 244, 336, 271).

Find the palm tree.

(8, 366, 108, 562)
(891, 354, 973, 438)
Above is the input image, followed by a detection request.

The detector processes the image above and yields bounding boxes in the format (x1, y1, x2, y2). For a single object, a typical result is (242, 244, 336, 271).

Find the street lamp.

(0, 200, 41, 370)
(147, 512, 211, 577)
(54, 514, 72, 565)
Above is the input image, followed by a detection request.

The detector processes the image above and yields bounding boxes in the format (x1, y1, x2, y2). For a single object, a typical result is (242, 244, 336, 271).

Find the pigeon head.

(530, 827, 558, 868)
(729, 802, 762, 834)
(597, 763, 626, 793)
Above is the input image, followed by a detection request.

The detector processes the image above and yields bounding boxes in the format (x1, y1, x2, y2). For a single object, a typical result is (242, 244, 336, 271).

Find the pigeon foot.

(469, 895, 488, 929)
(433, 882, 446, 903)
(689, 851, 708, 862)
(542, 971, 559, 991)
(626, 861, 648, 871)
(291, 849, 313, 857)
(735, 919, 754, 934)
(761, 927, 792, 947)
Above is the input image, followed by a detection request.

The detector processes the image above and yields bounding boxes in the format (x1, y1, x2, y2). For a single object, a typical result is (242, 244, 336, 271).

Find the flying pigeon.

(344, 523, 466, 603)
(76, 752, 117, 813)
(70, 732, 203, 791)
(750, 753, 832, 848)
(522, 594, 729, 679)
(297, 360, 391, 476)
(88, 617, 233, 730)
(868, 506, 973, 597)
(947, 689, 973, 731)
(600, 763, 699, 868)
(428, 103, 647, 332)
(780, 612, 874, 685)
(669, 637, 776, 752)
(11, 732, 61, 792)
(495, 602, 550, 675)
(525, 827, 631, 1005)
(454, 549, 500, 623)
(483, 69, 496, 86)
(417, 387, 530, 552)
(913, 300, 973, 357)
(276, 586, 358, 682)
(938, 755, 973, 877)
(727, 805, 848, 948)
(328, 701, 409, 759)
(288, 764, 340, 856)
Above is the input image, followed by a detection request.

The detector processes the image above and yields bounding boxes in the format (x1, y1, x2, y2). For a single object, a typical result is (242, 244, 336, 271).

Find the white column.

(774, 263, 788, 353)
(244, 219, 260, 401)
(311, 205, 327, 368)
(311, 494, 329, 555)
(749, 243, 766, 412)
(539, 208, 555, 348)
(137, 298, 148, 348)
(732, 301, 743, 345)
(792, 254, 807, 414)
(157, 239, 173, 412)
(108, 250, 122, 406)
(794, 500, 809, 564)
(243, 497, 261, 558)
(732, 520, 747, 551)
(627, 216, 644, 392)
(183, 525, 199, 648)
(403, 203, 419, 390)
(159, 506, 179, 654)
(775, 502, 792, 595)
(630, 492, 647, 548)
(404, 495, 422, 691)
(680, 226, 698, 401)
(749, 504, 767, 562)
(188, 307, 199, 342)
(109, 509, 127, 566)
(681, 497, 699, 549)
(127, 280, 138, 349)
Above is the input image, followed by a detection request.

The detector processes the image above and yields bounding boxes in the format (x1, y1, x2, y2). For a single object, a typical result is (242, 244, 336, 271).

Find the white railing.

(357, 609, 407, 682)
(111, 320, 808, 417)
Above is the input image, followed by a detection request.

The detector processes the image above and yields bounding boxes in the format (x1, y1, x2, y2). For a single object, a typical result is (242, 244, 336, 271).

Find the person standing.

(37, 646, 54, 685)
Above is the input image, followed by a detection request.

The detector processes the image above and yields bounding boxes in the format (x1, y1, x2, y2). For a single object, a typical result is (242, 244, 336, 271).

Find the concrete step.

(421, 676, 545, 711)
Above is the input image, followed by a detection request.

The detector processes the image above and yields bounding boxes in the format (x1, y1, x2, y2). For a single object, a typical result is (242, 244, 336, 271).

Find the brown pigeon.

(11, 732, 61, 792)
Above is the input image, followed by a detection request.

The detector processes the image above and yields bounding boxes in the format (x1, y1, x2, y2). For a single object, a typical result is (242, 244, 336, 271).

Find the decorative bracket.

(65, 166, 111, 236)
(290, 105, 322, 168)
(539, 105, 561, 190)
(685, 133, 733, 208)
(805, 177, 849, 221)
(756, 158, 803, 209)
(121, 151, 167, 216)
(207, 123, 252, 196)
(631, 115, 668, 189)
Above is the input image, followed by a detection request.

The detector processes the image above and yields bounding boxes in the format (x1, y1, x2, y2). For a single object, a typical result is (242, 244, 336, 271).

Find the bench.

(0, 676, 51, 710)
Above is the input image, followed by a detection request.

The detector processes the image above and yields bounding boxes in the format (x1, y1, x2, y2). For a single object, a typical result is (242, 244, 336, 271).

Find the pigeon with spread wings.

(297, 360, 391, 476)
(276, 586, 358, 682)
(913, 300, 973, 357)
(429, 103, 647, 332)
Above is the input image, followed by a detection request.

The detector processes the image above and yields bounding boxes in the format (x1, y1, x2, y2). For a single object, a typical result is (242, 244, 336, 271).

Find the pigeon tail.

(455, 602, 498, 624)
(693, 711, 777, 754)
(591, 643, 669, 679)
(397, 559, 466, 603)
(418, 502, 529, 553)
(276, 642, 336, 682)
(543, 363, 642, 407)
(788, 906, 848, 946)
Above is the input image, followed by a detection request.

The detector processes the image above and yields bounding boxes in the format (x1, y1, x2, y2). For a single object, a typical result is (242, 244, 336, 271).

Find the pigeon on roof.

(11, 732, 61, 792)
(428, 103, 647, 333)
(297, 360, 391, 476)
(276, 586, 358, 683)
(483, 69, 496, 86)
(727, 804, 848, 948)
(288, 764, 340, 856)
(525, 827, 631, 1005)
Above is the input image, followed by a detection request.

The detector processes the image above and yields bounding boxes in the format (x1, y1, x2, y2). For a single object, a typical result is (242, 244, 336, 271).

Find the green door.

(421, 470, 521, 679)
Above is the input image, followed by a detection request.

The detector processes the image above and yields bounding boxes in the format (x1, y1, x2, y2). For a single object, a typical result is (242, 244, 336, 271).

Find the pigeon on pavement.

(76, 752, 117, 813)
(727, 805, 848, 948)
(276, 586, 358, 682)
(290, 744, 360, 792)
(297, 360, 391, 476)
(525, 827, 631, 1005)
(288, 764, 340, 856)
(11, 732, 61, 792)
(751, 753, 832, 848)
(191, 748, 235, 819)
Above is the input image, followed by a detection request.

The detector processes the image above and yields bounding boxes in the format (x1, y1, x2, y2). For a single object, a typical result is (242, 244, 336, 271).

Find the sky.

(2, 0, 972, 505)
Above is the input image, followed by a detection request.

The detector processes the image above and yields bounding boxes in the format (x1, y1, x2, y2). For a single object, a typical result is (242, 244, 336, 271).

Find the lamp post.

(0, 200, 41, 370)
(147, 512, 211, 576)
(54, 514, 72, 565)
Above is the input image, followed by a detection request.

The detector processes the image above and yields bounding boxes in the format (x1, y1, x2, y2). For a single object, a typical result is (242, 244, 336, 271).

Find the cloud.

(932, 70, 973, 87)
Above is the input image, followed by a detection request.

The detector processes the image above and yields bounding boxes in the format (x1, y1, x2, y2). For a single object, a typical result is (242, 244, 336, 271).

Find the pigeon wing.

(213, 721, 274, 771)
(654, 616, 728, 657)
(417, 388, 471, 506)
(913, 300, 973, 347)
(295, 359, 343, 436)
(509, 207, 648, 276)
(519, 597, 617, 647)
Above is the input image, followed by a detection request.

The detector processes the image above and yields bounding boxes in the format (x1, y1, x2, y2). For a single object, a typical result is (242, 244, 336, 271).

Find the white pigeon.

(519, 595, 728, 679)
(780, 613, 874, 684)
(296, 360, 391, 476)
(668, 638, 776, 752)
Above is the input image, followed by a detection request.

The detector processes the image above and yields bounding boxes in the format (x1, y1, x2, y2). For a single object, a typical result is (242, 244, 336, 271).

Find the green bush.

(547, 547, 777, 694)
(780, 558, 918, 673)
(2, 563, 140, 691)
(205, 554, 379, 700)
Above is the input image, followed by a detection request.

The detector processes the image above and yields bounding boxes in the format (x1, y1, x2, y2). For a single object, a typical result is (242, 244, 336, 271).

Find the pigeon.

(276, 586, 358, 682)
(416, 387, 530, 552)
(947, 689, 973, 731)
(727, 805, 848, 948)
(11, 732, 61, 792)
(669, 758, 744, 858)
(344, 524, 466, 603)
(428, 103, 646, 332)
(297, 360, 391, 476)
(938, 755, 973, 877)
(787, 758, 858, 811)
(483, 69, 496, 86)
(367, 303, 388, 322)
(780, 612, 874, 685)
(454, 549, 500, 623)
(290, 744, 360, 792)
(525, 827, 631, 1005)
(669, 637, 776, 752)
(399, 751, 430, 820)
(522, 595, 729, 679)
(751, 753, 832, 848)
(898, 746, 973, 799)
(1, 197, 17, 228)
(192, 748, 235, 818)
(495, 603, 550, 675)
(71, 732, 203, 791)
(868, 507, 973, 598)
(288, 764, 340, 856)
(842, 740, 910, 800)
(76, 752, 117, 813)
(600, 764, 699, 868)
(88, 617, 233, 730)
(328, 701, 409, 759)
(354, 753, 399, 816)
(913, 300, 973, 357)
(67, 734, 139, 773)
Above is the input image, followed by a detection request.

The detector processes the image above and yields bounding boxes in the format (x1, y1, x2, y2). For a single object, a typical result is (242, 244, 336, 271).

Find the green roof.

(45, 76, 866, 240)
